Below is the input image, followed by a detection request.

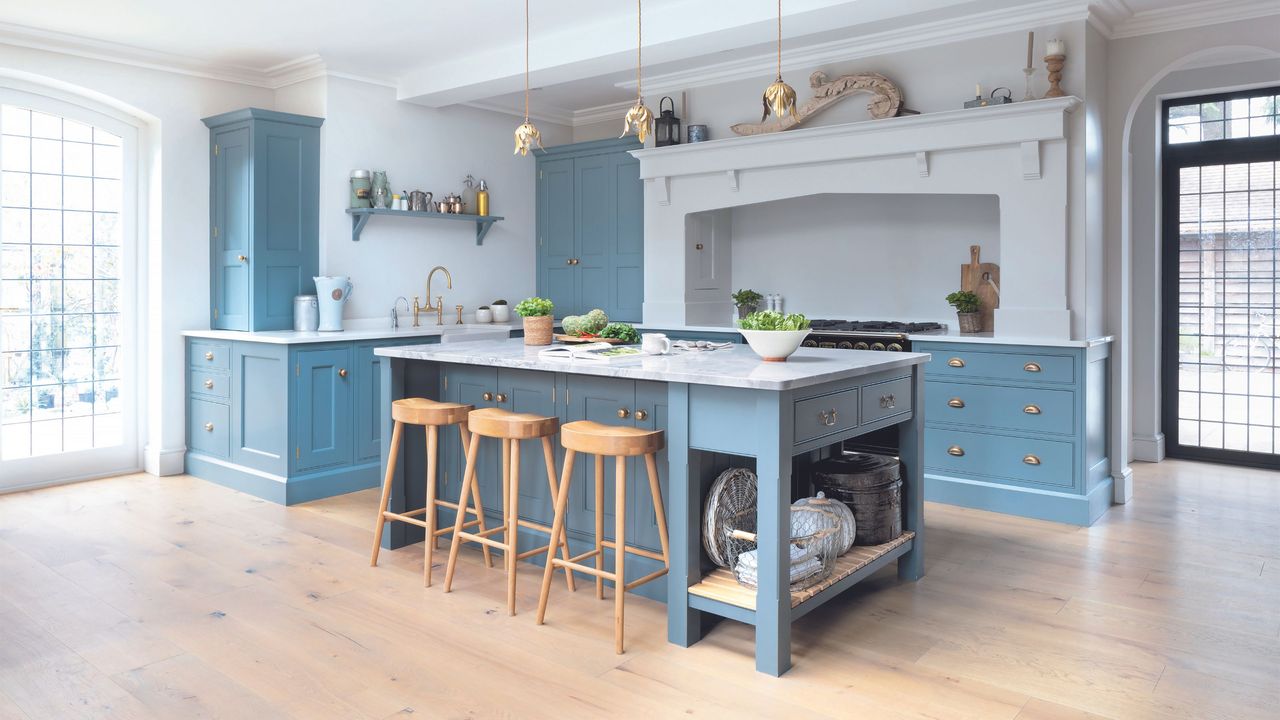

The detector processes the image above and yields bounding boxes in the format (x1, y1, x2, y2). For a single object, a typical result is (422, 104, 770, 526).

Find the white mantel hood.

(631, 96, 1081, 339)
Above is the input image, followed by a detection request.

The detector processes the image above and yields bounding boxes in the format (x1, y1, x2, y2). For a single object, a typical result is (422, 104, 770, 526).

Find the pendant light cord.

(776, 0, 782, 81)
(524, 0, 530, 121)
(636, 0, 642, 99)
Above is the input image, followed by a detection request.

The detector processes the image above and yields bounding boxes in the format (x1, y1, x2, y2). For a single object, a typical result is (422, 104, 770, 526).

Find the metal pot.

(408, 190, 433, 212)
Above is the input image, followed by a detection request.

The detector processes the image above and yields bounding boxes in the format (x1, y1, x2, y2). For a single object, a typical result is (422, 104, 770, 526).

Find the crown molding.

(571, 100, 636, 127)
(460, 99, 575, 127)
(616, 0, 1090, 95)
(1109, 0, 1280, 39)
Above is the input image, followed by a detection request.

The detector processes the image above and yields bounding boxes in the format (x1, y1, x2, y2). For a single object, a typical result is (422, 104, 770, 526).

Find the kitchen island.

(375, 338, 928, 676)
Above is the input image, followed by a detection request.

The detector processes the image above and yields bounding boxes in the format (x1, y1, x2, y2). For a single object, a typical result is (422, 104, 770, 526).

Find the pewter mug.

(408, 190, 433, 212)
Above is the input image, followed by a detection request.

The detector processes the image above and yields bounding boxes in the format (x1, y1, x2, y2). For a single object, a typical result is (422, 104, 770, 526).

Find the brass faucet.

(412, 266, 453, 327)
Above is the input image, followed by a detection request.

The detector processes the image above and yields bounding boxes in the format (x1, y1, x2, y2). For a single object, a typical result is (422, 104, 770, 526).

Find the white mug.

(642, 333, 671, 355)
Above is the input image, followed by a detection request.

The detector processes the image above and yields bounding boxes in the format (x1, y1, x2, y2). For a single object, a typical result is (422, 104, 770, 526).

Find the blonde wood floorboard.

(0, 459, 1277, 718)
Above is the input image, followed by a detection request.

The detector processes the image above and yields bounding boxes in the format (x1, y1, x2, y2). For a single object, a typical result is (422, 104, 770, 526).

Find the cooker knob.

(887, 343, 903, 352)
(837, 341, 853, 350)
(854, 342, 870, 351)
(802, 340, 818, 348)
(870, 342, 886, 351)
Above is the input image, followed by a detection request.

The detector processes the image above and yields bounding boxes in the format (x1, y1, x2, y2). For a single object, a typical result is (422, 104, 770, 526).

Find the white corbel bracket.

(651, 176, 670, 205)
(727, 169, 739, 192)
(915, 151, 929, 178)
(1021, 140, 1041, 180)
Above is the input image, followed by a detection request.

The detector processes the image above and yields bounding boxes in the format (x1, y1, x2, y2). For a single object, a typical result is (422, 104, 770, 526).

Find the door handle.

(495, 393, 507, 403)
(879, 394, 895, 409)
(204, 422, 214, 432)
(819, 409, 838, 426)
(482, 392, 493, 401)
(1023, 404, 1041, 415)
(1023, 454, 1041, 465)
(634, 409, 648, 421)
(203, 379, 214, 389)
(1023, 362, 1042, 373)
(947, 398, 965, 408)
(617, 407, 630, 419)
(947, 357, 965, 368)
(237, 255, 247, 263)
(338, 368, 347, 378)
(947, 445, 965, 457)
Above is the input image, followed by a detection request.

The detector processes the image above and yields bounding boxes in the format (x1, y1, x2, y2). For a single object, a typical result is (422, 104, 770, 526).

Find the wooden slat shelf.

(346, 207, 504, 245)
(688, 531, 915, 611)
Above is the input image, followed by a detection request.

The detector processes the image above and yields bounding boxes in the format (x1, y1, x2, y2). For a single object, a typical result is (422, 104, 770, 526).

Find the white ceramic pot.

(491, 304, 511, 322)
(738, 329, 811, 362)
(475, 308, 493, 323)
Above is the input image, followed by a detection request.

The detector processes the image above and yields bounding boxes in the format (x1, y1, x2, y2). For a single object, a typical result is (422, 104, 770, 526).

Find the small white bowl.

(738, 329, 811, 362)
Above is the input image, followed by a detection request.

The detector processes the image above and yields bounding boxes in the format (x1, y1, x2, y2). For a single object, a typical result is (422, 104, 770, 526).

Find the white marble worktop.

(909, 331, 1114, 348)
(375, 338, 928, 391)
(182, 320, 519, 345)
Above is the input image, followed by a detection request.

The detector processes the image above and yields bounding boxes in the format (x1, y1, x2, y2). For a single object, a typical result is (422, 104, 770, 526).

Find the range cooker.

(803, 319, 945, 352)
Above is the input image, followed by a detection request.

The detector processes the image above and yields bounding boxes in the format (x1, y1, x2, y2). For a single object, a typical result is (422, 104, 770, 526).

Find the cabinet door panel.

(442, 365, 499, 515)
(354, 344, 384, 462)
(254, 123, 319, 330)
(630, 381, 669, 552)
(575, 155, 613, 316)
(294, 346, 353, 471)
(231, 342, 287, 474)
(564, 375, 636, 541)
(498, 369, 559, 526)
(612, 153, 644, 321)
(212, 125, 251, 330)
(538, 158, 577, 316)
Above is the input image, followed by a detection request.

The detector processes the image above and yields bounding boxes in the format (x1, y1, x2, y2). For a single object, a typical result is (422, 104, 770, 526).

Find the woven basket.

(523, 315, 553, 345)
(724, 505, 840, 591)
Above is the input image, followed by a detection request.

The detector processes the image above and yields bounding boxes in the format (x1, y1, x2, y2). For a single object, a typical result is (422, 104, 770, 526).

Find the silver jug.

(408, 190, 433, 212)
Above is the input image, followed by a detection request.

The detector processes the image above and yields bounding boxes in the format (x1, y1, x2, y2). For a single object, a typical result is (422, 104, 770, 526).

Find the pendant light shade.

(620, 0, 654, 142)
(514, 0, 543, 156)
(761, 0, 797, 122)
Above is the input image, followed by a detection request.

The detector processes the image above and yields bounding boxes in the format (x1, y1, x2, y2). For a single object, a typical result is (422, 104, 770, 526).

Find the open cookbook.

(538, 342, 644, 363)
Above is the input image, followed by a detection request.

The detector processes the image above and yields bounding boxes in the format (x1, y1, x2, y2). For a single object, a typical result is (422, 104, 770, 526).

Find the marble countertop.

(908, 331, 1113, 348)
(182, 320, 519, 345)
(375, 338, 928, 391)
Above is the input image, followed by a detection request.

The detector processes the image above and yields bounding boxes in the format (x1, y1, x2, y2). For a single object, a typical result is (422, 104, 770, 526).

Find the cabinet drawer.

(794, 388, 859, 445)
(189, 368, 230, 400)
(925, 428, 1074, 489)
(927, 348, 1074, 384)
(190, 340, 231, 371)
(861, 376, 911, 425)
(189, 398, 230, 458)
(926, 381, 1074, 435)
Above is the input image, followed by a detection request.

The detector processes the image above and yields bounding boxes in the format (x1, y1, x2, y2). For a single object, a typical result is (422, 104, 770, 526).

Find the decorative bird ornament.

(514, 121, 543, 156)
(762, 76, 798, 122)
(621, 100, 654, 143)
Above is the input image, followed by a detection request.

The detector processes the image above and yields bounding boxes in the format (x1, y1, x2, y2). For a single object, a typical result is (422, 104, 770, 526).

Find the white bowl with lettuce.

(737, 311, 811, 362)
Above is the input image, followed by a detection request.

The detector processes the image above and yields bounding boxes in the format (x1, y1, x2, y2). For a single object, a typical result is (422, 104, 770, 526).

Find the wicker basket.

(522, 315, 553, 345)
(813, 452, 903, 545)
(724, 505, 841, 591)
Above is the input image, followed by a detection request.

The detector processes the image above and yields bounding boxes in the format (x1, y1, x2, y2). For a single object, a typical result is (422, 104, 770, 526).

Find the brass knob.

(204, 422, 214, 432)
(496, 393, 507, 403)
(695, 243, 704, 250)
(947, 357, 965, 368)
(1023, 454, 1041, 465)
(947, 446, 965, 457)
(482, 392, 493, 401)
(204, 351, 214, 361)
(203, 379, 214, 389)
(566, 258, 574, 265)
(947, 398, 965, 408)
(617, 407, 630, 419)
(1023, 404, 1042, 415)
(338, 368, 347, 378)
(573, 258, 580, 265)
(634, 409, 648, 421)
(1023, 362, 1042, 373)
(237, 255, 247, 262)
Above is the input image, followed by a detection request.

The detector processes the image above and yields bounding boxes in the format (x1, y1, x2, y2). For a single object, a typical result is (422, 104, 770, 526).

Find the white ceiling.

(0, 0, 1274, 121)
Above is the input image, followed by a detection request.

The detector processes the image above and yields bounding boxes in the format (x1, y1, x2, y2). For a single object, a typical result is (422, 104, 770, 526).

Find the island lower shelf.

(687, 531, 915, 614)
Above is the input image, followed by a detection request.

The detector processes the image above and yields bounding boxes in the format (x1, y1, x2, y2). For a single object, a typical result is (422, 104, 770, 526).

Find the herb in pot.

(738, 311, 810, 331)
(598, 322, 641, 344)
(945, 291, 981, 314)
(514, 297, 554, 317)
(732, 289, 764, 309)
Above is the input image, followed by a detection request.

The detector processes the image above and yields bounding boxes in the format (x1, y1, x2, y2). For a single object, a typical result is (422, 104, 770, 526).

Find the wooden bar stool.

(371, 397, 493, 586)
(535, 421, 669, 654)
(443, 407, 577, 615)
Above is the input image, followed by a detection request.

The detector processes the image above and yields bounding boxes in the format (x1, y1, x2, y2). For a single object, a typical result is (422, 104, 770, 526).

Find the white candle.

(976, 83, 982, 97)
(1046, 38, 1065, 56)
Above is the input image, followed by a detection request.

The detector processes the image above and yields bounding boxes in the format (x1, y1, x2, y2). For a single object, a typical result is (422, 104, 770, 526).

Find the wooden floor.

(1, 460, 1277, 719)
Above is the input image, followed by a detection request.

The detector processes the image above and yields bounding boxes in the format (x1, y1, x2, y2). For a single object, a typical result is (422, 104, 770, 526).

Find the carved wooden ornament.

(730, 71, 904, 136)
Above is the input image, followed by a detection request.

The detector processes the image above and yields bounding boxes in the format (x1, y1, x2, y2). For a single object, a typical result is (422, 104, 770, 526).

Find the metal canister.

(293, 295, 319, 332)
(349, 170, 372, 208)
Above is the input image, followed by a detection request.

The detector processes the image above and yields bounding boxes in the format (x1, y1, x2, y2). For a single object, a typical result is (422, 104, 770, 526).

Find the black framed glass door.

(1162, 87, 1280, 467)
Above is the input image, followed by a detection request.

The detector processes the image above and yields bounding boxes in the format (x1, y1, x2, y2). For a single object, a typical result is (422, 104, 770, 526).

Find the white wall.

(729, 194, 999, 322)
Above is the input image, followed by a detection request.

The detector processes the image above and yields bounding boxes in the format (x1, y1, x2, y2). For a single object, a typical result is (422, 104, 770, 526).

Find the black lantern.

(655, 96, 681, 147)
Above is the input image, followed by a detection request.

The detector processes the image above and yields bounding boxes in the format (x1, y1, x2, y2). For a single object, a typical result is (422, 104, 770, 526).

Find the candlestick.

(1026, 31, 1034, 70)
(1044, 54, 1066, 98)
(1022, 67, 1036, 101)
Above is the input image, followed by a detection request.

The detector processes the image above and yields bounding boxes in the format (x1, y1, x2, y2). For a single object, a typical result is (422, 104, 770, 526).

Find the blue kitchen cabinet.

(294, 346, 354, 472)
(202, 108, 323, 331)
(536, 138, 643, 321)
(914, 341, 1112, 525)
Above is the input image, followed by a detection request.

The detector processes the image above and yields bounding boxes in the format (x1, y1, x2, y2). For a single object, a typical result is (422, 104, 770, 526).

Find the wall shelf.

(345, 208, 504, 245)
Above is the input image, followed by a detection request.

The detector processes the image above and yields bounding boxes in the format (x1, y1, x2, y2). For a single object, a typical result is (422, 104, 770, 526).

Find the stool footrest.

(515, 544, 559, 561)
(623, 567, 669, 591)
(458, 533, 507, 550)
(600, 540, 667, 562)
(515, 518, 554, 534)
(432, 517, 483, 537)
(568, 548, 604, 564)
(473, 526, 506, 539)
(551, 558, 618, 580)
(381, 513, 429, 530)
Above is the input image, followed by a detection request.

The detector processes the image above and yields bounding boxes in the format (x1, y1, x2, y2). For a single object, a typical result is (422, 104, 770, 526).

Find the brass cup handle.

(947, 357, 965, 368)
(947, 446, 965, 457)
(634, 409, 648, 421)
(879, 394, 896, 409)
(819, 409, 838, 426)
(482, 392, 493, 401)
(1023, 404, 1042, 415)
(204, 422, 214, 432)
(203, 379, 214, 389)
(1023, 362, 1042, 373)
(617, 407, 630, 419)
(237, 255, 247, 263)
(204, 352, 214, 361)
(495, 393, 507, 403)
(1023, 454, 1041, 465)
(947, 398, 965, 408)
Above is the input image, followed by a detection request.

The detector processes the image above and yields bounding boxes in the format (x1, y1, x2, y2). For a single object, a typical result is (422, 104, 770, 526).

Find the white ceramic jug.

(313, 276, 353, 332)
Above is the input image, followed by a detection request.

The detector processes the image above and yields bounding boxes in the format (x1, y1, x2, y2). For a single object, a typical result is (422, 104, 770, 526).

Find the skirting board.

(925, 472, 1114, 526)
(144, 444, 186, 476)
(1132, 432, 1166, 462)
(185, 452, 382, 505)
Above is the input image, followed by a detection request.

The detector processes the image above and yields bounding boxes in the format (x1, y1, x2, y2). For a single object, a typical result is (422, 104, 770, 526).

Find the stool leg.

(460, 423, 494, 569)
(541, 436, 576, 593)
(423, 425, 439, 586)
(444, 428, 483, 593)
(594, 454, 605, 600)
(371, 420, 404, 567)
(507, 439, 521, 616)
(614, 455, 628, 654)
(536, 448, 576, 625)
(644, 452, 672, 569)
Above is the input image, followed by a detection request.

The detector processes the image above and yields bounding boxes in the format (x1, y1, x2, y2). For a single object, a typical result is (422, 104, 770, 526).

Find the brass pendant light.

(514, 0, 543, 156)
(620, 0, 654, 142)
(761, 0, 797, 122)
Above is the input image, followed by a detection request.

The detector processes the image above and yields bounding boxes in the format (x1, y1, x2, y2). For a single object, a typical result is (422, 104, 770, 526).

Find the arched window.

(0, 88, 138, 488)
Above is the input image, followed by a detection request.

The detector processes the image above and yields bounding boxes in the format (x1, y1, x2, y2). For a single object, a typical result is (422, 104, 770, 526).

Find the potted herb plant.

(737, 310, 811, 362)
(515, 297, 555, 345)
(946, 291, 982, 333)
(732, 289, 764, 320)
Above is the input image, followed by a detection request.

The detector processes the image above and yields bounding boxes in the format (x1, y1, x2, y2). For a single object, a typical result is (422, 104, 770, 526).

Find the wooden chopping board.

(960, 245, 999, 332)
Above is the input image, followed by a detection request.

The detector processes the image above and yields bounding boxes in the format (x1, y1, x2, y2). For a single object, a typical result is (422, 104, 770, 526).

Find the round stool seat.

(391, 398, 473, 427)
(560, 420, 664, 457)
(468, 407, 559, 440)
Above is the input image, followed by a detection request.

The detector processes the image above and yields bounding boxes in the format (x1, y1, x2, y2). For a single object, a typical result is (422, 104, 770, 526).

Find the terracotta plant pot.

(523, 315, 553, 345)
(956, 312, 982, 334)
